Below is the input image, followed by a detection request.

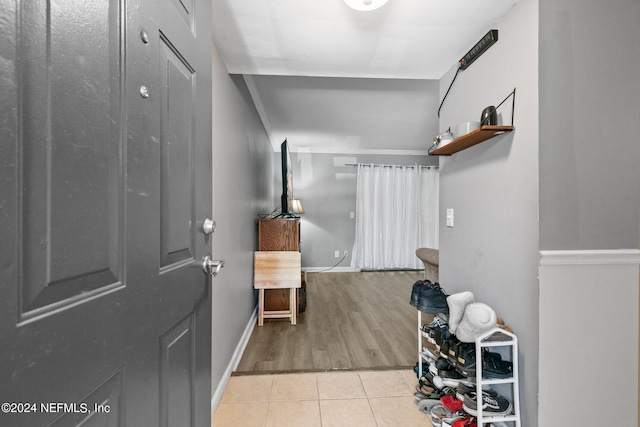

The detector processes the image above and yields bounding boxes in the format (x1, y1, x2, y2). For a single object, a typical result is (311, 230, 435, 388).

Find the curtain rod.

(344, 163, 439, 169)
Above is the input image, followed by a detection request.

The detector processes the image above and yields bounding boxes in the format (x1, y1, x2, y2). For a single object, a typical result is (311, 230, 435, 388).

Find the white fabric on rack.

(350, 164, 439, 270)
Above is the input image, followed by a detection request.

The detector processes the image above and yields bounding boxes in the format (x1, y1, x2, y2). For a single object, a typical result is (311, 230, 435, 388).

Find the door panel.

(18, 0, 124, 317)
(170, 0, 195, 32)
(159, 35, 196, 269)
(160, 314, 195, 427)
(0, 0, 212, 424)
(49, 370, 124, 427)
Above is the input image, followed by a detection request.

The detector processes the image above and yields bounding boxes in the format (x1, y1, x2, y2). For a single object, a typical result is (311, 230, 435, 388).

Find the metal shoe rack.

(417, 314, 521, 426)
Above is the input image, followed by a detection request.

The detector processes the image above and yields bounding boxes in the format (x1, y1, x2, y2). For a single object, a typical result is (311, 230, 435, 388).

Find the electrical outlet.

(334, 250, 340, 258)
(343, 251, 348, 257)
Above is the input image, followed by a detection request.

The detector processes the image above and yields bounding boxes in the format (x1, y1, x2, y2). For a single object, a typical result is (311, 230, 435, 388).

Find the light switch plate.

(446, 208, 454, 227)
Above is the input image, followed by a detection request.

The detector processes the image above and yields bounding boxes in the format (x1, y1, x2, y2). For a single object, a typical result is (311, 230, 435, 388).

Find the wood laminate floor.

(235, 270, 429, 374)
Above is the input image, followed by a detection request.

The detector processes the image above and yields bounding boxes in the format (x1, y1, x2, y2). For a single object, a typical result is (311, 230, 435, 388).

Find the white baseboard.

(539, 248, 640, 265)
(303, 267, 361, 273)
(211, 306, 258, 415)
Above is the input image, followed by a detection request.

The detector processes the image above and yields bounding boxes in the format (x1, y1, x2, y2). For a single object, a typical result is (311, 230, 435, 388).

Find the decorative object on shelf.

(454, 121, 481, 139)
(430, 129, 454, 151)
(343, 0, 389, 11)
(480, 105, 498, 126)
(435, 129, 455, 147)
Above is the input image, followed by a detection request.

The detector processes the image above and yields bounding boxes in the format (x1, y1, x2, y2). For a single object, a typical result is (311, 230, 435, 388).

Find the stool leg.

(290, 288, 296, 326)
(258, 289, 264, 326)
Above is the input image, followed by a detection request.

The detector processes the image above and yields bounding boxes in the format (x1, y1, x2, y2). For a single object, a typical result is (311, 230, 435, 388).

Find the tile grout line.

(314, 373, 323, 427)
(264, 375, 273, 427)
(357, 371, 382, 427)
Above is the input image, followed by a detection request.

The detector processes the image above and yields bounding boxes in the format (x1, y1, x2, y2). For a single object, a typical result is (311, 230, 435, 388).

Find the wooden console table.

(257, 218, 300, 313)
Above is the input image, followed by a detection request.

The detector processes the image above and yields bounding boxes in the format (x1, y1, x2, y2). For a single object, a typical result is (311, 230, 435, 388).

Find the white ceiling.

(212, 0, 518, 154)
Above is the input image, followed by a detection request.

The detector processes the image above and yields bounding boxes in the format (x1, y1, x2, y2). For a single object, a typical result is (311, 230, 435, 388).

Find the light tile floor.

(212, 369, 434, 427)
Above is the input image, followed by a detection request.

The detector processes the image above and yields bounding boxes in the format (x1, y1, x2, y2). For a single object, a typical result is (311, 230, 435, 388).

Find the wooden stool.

(253, 251, 301, 326)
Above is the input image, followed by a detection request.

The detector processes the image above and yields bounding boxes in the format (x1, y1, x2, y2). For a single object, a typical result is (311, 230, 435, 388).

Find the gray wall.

(437, 0, 539, 425)
(276, 152, 438, 269)
(210, 42, 275, 397)
(539, 0, 640, 250)
(538, 2, 640, 424)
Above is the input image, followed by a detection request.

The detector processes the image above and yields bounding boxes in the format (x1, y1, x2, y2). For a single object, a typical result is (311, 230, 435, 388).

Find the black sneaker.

(435, 357, 452, 371)
(437, 366, 467, 388)
(440, 336, 459, 363)
(455, 383, 497, 401)
(462, 390, 513, 416)
(410, 280, 430, 308)
(482, 352, 513, 379)
(455, 342, 476, 376)
(417, 283, 449, 314)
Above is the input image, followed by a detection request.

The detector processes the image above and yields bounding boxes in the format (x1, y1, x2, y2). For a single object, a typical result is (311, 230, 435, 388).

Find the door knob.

(202, 218, 216, 235)
(202, 255, 224, 277)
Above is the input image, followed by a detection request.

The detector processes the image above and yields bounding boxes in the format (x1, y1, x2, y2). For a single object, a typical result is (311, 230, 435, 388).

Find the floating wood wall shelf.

(429, 125, 514, 156)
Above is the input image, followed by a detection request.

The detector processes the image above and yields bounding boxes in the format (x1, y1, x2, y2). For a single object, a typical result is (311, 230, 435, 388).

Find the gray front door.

(0, 0, 213, 425)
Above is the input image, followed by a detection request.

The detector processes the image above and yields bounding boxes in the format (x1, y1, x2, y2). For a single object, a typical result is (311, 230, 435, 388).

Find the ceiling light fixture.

(343, 0, 389, 12)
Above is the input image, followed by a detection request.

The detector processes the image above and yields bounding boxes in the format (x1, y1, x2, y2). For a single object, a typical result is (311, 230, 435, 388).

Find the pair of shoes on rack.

(455, 383, 498, 402)
(481, 351, 513, 379)
(410, 280, 450, 314)
(430, 404, 476, 427)
(415, 384, 449, 402)
(444, 416, 476, 427)
(415, 374, 452, 397)
(452, 342, 476, 375)
(441, 340, 512, 379)
(439, 335, 460, 364)
(415, 382, 456, 408)
(430, 357, 469, 389)
(423, 317, 451, 348)
(420, 346, 439, 364)
(457, 348, 512, 378)
(462, 390, 513, 417)
(429, 404, 458, 427)
(410, 280, 427, 308)
(439, 339, 473, 375)
(413, 360, 430, 378)
(410, 279, 439, 308)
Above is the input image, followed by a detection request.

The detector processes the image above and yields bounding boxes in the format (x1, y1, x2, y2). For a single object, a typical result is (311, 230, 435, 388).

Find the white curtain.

(351, 164, 439, 270)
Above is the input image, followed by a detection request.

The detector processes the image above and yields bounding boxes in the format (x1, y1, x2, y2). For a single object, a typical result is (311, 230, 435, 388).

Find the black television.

(280, 139, 294, 217)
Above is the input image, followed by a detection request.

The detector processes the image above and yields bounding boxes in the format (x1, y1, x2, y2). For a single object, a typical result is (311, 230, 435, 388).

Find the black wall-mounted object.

(437, 29, 500, 118)
(459, 29, 499, 70)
